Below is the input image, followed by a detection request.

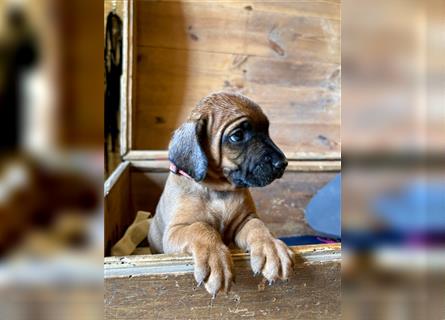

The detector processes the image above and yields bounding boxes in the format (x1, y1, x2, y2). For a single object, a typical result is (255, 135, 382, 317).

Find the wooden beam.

(124, 150, 341, 161)
(104, 161, 130, 197)
(128, 159, 341, 172)
(119, 0, 134, 156)
(105, 243, 340, 278)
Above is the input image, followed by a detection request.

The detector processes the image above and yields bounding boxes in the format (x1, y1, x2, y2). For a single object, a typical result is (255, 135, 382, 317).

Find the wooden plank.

(269, 123, 340, 154)
(134, 47, 340, 102)
(105, 243, 340, 276)
(131, 0, 340, 155)
(135, 1, 340, 63)
(127, 158, 341, 172)
(128, 169, 338, 237)
(286, 160, 340, 171)
(133, 118, 340, 153)
(133, 48, 340, 118)
(244, 57, 339, 88)
(119, 0, 133, 156)
(104, 161, 131, 196)
(134, 46, 340, 95)
(132, 45, 339, 152)
(124, 150, 341, 161)
(250, 1, 340, 21)
(105, 262, 341, 319)
(104, 162, 133, 256)
(104, 244, 341, 319)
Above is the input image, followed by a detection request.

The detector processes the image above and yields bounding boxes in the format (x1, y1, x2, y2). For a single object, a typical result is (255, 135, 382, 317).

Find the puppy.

(148, 92, 293, 297)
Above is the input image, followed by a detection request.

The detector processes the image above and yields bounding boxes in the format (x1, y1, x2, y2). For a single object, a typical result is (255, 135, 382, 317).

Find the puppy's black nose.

(264, 153, 287, 171)
(272, 158, 287, 170)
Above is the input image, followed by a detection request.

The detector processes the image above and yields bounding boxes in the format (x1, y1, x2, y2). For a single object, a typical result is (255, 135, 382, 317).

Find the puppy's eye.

(229, 129, 244, 143)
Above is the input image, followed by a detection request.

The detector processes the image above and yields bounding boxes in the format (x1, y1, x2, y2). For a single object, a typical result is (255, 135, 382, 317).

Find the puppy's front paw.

(249, 238, 294, 283)
(191, 243, 234, 298)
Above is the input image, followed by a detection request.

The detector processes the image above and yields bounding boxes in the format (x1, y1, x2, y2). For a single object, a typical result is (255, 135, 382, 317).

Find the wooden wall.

(132, 0, 340, 156)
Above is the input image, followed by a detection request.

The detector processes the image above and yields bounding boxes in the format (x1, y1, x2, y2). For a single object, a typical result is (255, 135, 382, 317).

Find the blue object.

(305, 174, 341, 238)
(279, 235, 339, 246)
(373, 182, 445, 233)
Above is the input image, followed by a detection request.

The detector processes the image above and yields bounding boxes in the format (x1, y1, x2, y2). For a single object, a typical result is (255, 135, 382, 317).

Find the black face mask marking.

(223, 121, 287, 188)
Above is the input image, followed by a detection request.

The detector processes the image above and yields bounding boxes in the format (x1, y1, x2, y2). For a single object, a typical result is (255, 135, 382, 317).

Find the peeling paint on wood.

(105, 245, 341, 319)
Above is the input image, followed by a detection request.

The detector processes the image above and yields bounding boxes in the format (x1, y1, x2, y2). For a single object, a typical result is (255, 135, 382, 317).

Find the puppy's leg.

(165, 222, 234, 297)
(235, 218, 294, 283)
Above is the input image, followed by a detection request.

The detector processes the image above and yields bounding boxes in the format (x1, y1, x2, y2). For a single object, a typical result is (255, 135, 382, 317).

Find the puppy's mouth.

(227, 163, 285, 188)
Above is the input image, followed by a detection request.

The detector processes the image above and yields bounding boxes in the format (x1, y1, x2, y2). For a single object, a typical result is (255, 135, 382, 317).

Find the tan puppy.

(148, 92, 293, 297)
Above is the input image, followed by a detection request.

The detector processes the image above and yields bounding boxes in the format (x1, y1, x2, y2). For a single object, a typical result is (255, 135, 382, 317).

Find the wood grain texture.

(136, 1, 340, 62)
(105, 243, 340, 276)
(131, 0, 341, 155)
(127, 159, 341, 172)
(105, 162, 133, 256)
(124, 150, 341, 161)
(105, 244, 341, 319)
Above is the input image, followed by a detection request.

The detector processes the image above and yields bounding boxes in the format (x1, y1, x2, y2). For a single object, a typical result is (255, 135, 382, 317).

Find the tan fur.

(148, 92, 294, 297)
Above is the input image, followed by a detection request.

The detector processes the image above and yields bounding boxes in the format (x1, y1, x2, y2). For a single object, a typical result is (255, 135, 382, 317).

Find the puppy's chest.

(206, 193, 246, 233)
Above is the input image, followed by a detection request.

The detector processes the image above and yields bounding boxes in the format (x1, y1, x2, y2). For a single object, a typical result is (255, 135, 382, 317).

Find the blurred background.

(0, 0, 444, 318)
(343, 0, 445, 319)
(0, 0, 103, 319)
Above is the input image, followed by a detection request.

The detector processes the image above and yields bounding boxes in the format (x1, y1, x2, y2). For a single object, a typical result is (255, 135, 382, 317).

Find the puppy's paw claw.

(192, 243, 234, 297)
(249, 238, 294, 284)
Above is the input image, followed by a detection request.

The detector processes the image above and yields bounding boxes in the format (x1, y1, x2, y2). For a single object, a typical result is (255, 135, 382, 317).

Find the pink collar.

(169, 163, 192, 179)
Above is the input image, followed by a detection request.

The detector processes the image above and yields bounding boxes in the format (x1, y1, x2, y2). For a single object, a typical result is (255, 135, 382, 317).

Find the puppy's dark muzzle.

(263, 153, 287, 179)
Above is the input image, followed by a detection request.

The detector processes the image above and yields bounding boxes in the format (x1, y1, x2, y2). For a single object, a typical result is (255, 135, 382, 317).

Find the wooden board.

(105, 162, 133, 255)
(136, 1, 340, 62)
(124, 150, 341, 161)
(131, 0, 341, 155)
(104, 244, 341, 319)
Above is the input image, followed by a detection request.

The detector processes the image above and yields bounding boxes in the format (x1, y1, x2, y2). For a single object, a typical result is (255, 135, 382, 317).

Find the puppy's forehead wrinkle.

(190, 92, 268, 125)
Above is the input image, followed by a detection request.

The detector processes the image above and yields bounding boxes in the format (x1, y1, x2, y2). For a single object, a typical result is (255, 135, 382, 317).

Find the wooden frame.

(123, 150, 341, 161)
(105, 243, 340, 278)
(119, 0, 134, 156)
(128, 158, 341, 172)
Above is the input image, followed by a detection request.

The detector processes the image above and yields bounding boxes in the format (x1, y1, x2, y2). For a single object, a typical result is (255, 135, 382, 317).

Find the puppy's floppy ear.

(168, 119, 208, 182)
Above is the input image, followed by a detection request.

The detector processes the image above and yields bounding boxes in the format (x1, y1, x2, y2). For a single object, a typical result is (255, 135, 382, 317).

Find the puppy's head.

(168, 92, 287, 188)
